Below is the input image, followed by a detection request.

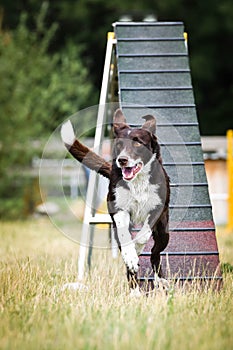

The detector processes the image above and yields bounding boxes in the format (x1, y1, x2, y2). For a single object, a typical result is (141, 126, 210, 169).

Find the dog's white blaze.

(118, 147, 128, 160)
(116, 147, 141, 168)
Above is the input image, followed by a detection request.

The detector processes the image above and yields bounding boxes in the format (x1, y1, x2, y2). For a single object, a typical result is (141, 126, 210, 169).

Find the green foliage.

(0, 3, 93, 138)
(0, 197, 25, 220)
(221, 262, 233, 274)
(0, 176, 41, 220)
(0, 4, 94, 216)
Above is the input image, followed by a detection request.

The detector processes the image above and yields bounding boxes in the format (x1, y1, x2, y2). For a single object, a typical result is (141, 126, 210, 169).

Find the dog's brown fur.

(67, 138, 111, 179)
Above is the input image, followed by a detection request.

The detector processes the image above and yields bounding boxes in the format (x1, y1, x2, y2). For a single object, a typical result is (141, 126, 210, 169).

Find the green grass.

(1, 219, 233, 350)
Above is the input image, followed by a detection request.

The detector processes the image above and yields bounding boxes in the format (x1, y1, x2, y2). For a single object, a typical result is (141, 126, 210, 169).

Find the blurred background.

(0, 0, 232, 225)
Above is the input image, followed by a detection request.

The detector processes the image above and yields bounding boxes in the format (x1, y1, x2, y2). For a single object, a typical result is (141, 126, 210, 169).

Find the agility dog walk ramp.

(77, 21, 222, 289)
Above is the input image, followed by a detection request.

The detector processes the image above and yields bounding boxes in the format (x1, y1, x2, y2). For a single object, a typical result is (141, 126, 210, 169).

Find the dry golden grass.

(0, 218, 233, 350)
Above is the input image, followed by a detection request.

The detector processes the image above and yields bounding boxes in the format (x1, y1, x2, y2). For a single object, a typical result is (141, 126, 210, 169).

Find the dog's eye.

(132, 140, 142, 147)
(116, 141, 123, 150)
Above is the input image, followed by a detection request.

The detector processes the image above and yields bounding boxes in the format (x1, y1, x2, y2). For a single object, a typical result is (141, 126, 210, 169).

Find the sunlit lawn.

(0, 218, 233, 350)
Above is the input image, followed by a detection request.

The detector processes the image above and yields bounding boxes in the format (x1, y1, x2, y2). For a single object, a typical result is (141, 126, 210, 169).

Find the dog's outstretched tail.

(61, 120, 111, 179)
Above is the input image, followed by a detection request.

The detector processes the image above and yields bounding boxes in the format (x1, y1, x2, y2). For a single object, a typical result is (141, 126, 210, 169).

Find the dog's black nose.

(118, 156, 128, 166)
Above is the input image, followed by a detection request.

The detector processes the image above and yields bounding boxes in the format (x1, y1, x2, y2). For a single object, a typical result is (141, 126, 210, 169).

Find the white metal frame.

(77, 33, 116, 281)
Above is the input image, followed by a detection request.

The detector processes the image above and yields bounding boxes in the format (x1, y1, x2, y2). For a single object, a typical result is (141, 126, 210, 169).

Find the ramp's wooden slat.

(118, 55, 189, 70)
(115, 22, 185, 39)
(119, 71, 192, 88)
(121, 89, 195, 105)
(117, 40, 187, 55)
(122, 106, 198, 124)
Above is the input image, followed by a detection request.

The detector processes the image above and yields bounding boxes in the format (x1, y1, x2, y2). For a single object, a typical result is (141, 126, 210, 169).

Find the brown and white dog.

(61, 109, 170, 294)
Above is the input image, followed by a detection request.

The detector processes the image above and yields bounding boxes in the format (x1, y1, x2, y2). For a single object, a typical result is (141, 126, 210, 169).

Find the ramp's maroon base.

(134, 221, 222, 290)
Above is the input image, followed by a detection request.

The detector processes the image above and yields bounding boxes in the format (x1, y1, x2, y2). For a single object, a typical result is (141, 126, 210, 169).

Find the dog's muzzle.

(117, 156, 143, 181)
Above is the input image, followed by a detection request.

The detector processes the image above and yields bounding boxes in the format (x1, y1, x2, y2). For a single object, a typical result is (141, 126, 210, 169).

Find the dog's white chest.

(114, 175, 161, 225)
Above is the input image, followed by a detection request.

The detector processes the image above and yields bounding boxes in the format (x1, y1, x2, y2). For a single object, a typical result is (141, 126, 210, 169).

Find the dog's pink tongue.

(123, 167, 134, 180)
(122, 164, 142, 180)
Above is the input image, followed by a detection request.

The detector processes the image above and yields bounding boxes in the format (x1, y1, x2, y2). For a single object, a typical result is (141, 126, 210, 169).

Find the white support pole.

(77, 33, 116, 281)
(227, 129, 233, 231)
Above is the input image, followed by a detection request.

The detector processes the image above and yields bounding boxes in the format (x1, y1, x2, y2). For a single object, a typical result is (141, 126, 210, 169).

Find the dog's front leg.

(113, 211, 139, 274)
(134, 217, 152, 255)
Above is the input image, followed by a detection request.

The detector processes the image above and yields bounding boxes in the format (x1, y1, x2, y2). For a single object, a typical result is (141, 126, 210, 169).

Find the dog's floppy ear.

(142, 115, 156, 134)
(113, 109, 129, 134)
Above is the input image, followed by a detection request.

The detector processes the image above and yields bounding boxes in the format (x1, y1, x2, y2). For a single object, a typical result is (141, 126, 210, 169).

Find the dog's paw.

(121, 244, 139, 273)
(154, 276, 170, 292)
(129, 285, 142, 298)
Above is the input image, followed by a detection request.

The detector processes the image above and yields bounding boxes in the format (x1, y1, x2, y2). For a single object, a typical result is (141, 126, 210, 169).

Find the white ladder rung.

(89, 214, 112, 224)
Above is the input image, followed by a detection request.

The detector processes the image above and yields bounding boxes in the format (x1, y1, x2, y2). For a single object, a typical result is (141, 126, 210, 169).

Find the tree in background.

(0, 3, 94, 217)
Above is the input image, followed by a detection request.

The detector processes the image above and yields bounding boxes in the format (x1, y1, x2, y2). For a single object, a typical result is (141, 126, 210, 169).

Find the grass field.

(1, 218, 233, 350)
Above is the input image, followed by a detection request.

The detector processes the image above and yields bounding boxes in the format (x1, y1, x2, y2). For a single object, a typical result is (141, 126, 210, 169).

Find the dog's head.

(113, 109, 160, 182)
